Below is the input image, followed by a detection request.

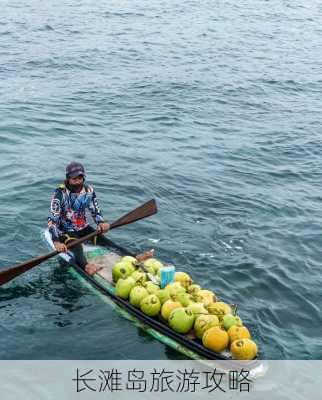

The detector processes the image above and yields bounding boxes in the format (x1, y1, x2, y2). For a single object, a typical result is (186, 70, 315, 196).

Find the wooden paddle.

(0, 199, 157, 286)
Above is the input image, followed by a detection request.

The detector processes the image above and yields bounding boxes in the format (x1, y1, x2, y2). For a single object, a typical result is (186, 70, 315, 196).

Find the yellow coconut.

(228, 325, 251, 343)
(207, 302, 232, 320)
(194, 290, 217, 306)
(231, 339, 258, 360)
(187, 302, 208, 316)
(161, 300, 182, 321)
(202, 326, 229, 353)
(187, 284, 201, 295)
(174, 271, 192, 290)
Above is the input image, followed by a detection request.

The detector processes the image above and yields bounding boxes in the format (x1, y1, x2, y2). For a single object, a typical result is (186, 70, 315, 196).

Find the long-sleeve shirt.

(48, 183, 105, 241)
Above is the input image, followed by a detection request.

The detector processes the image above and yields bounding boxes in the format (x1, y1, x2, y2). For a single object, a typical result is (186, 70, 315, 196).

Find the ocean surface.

(0, 0, 321, 361)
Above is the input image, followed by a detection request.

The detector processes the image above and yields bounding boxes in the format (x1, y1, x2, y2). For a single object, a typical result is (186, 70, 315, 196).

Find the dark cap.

(66, 161, 86, 179)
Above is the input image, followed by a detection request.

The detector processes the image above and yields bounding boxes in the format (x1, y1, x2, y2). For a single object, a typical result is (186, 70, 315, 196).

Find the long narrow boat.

(44, 229, 266, 377)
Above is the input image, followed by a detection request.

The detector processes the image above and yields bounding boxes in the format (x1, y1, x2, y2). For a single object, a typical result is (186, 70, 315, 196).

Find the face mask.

(66, 179, 84, 193)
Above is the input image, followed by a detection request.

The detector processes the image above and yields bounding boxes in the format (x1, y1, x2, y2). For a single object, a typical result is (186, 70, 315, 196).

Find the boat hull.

(43, 229, 266, 377)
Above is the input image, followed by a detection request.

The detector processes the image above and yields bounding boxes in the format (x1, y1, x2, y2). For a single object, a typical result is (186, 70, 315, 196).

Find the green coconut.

(119, 256, 136, 275)
(166, 282, 186, 297)
(156, 288, 171, 304)
(173, 292, 194, 307)
(138, 264, 155, 275)
(222, 314, 243, 331)
(187, 302, 208, 316)
(121, 256, 137, 265)
(115, 277, 136, 299)
(168, 308, 195, 334)
(194, 314, 220, 339)
(143, 258, 163, 275)
(131, 270, 147, 284)
(112, 262, 131, 283)
(140, 295, 161, 317)
(129, 286, 149, 308)
(145, 281, 160, 295)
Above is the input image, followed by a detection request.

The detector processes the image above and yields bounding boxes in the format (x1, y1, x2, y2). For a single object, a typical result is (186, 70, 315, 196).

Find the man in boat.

(48, 162, 153, 275)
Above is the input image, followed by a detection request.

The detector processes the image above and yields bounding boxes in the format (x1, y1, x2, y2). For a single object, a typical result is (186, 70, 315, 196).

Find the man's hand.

(54, 241, 68, 253)
(98, 222, 110, 234)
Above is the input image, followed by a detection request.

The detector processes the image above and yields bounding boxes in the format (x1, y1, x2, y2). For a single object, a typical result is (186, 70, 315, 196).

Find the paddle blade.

(109, 199, 157, 230)
(0, 250, 58, 285)
(0, 230, 99, 286)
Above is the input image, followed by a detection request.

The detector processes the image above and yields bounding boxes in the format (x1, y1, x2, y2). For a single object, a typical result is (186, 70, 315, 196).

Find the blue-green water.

(0, 0, 321, 360)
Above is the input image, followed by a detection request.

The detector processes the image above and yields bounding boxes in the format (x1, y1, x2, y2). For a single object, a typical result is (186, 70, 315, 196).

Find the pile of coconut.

(112, 256, 258, 360)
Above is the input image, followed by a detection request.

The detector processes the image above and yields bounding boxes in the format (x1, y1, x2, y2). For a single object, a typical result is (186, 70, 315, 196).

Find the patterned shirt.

(48, 184, 105, 241)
